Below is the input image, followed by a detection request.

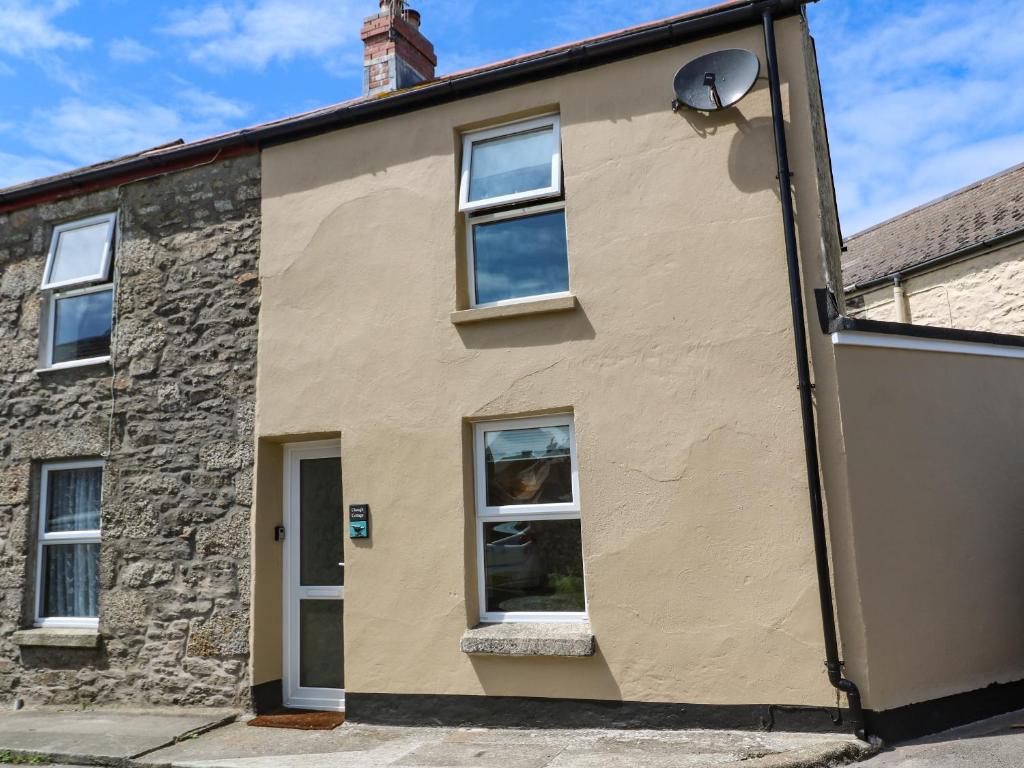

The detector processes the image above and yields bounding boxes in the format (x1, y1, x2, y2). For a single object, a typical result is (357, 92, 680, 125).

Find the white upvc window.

(35, 460, 103, 630)
(459, 115, 570, 309)
(473, 414, 587, 624)
(38, 213, 116, 371)
(41, 213, 116, 291)
(459, 115, 562, 213)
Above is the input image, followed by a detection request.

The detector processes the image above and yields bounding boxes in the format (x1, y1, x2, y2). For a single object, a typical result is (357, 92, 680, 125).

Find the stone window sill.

(12, 628, 101, 649)
(450, 295, 578, 325)
(460, 622, 595, 657)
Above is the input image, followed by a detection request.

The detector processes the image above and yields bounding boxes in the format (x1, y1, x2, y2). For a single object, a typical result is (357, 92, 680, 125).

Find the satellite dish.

(672, 49, 760, 112)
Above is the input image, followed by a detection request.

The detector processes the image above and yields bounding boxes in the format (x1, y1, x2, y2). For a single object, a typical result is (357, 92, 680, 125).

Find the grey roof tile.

(842, 162, 1024, 288)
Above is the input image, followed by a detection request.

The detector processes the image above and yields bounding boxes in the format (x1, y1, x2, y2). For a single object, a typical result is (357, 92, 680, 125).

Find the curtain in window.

(43, 544, 99, 618)
(47, 467, 101, 532)
(42, 466, 101, 618)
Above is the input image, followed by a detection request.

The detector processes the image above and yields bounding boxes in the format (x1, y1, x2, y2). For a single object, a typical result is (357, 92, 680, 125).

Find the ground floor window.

(473, 414, 587, 623)
(36, 460, 103, 629)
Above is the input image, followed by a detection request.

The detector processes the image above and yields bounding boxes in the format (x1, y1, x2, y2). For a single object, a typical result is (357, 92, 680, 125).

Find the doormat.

(247, 710, 346, 730)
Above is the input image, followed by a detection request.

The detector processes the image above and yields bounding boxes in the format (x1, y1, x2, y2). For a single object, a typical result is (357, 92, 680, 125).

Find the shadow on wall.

(469, 644, 622, 703)
(675, 85, 783, 199)
(18, 645, 109, 673)
(455, 304, 596, 350)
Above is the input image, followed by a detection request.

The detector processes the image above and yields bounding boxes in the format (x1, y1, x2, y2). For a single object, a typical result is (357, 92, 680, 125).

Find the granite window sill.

(450, 295, 578, 325)
(12, 628, 101, 649)
(460, 622, 594, 657)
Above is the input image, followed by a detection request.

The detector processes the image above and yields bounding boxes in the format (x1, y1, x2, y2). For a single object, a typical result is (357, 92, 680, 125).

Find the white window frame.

(41, 282, 114, 371)
(34, 459, 103, 630)
(40, 212, 117, 291)
(466, 200, 571, 310)
(473, 414, 587, 624)
(459, 114, 562, 214)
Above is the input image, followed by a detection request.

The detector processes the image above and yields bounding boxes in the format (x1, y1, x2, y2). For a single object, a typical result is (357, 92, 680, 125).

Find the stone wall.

(0, 153, 260, 708)
(848, 238, 1024, 334)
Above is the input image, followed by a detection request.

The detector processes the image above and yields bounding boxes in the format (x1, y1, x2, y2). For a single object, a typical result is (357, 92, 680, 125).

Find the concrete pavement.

(0, 708, 876, 768)
(861, 709, 1024, 767)
(141, 719, 872, 768)
(0, 708, 236, 765)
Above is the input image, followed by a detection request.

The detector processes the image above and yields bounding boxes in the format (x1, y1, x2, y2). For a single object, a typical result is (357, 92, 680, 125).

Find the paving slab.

(141, 720, 875, 768)
(0, 708, 237, 765)
(861, 708, 1024, 768)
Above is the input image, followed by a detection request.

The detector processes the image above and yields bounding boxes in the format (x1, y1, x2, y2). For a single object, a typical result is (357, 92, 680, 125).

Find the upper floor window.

(459, 115, 570, 309)
(36, 460, 103, 629)
(39, 213, 116, 370)
(41, 214, 116, 290)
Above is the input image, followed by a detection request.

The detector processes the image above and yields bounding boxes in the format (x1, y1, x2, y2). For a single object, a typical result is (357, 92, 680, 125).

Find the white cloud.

(0, 151, 72, 188)
(0, 0, 89, 57)
(163, 0, 363, 70)
(163, 4, 236, 38)
(810, 0, 1024, 234)
(25, 99, 188, 165)
(178, 86, 250, 121)
(108, 37, 156, 64)
(20, 89, 249, 171)
(543, 0, 706, 38)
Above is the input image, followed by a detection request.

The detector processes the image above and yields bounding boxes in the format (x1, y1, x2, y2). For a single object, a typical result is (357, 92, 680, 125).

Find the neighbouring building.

(843, 162, 1024, 332)
(3, 0, 1024, 745)
(0, 150, 261, 706)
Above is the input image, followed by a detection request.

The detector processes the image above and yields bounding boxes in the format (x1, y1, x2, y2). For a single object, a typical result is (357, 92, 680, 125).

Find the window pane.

(472, 210, 568, 305)
(299, 457, 343, 587)
(52, 289, 112, 364)
(46, 466, 102, 532)
(468, 126, 555, 202)
(49, 221, 112, 285)
(483, 519, 584, 614)
(484, 424, 572, 507)
(41, 543, 99, 619)
(300, 599, 344, 689)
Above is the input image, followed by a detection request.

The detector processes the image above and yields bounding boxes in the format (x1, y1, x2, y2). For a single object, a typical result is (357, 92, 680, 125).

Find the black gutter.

(761, 9, 867, 741)
(845, 224, 1024, 294)
(0, 0, 807, 208)
(815, 288, 1024, 350)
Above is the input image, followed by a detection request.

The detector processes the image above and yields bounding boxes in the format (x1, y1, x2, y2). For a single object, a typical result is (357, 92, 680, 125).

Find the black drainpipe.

(760, 7, 867, 741)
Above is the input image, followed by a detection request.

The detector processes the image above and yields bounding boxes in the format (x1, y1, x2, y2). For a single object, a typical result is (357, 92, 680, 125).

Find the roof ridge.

(0, 0, 808, 208)
(846, 160, 1024, 242)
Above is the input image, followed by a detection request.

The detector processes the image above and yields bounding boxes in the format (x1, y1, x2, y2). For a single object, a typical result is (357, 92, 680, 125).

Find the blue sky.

(1, 1, 1022, 235)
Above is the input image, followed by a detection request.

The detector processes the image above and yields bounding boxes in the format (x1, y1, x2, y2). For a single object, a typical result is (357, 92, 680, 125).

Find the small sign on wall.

(349, 504, 370, 539)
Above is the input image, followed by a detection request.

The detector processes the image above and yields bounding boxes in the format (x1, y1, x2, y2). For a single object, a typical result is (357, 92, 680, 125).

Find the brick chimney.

(361, 0, 437, 96)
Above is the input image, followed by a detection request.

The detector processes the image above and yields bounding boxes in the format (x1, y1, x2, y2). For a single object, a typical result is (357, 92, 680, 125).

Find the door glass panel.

(299, 457, 343, 586)
(300, 599, 344, 690)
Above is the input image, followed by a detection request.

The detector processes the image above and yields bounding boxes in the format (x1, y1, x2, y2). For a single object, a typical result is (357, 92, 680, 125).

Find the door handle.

(338, 562, 345, 567)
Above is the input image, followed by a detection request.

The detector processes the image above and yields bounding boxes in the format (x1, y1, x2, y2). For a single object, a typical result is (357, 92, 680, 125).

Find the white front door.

(283, 441, 345, 711)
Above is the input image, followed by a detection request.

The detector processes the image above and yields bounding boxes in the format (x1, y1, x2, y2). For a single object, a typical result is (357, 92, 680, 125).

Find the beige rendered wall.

(830, 342, 1024, 711)
(254, 17, 844, 706)
(849, 238, 1024, 333)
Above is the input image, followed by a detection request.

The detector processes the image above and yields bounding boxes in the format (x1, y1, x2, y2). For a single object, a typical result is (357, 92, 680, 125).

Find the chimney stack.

(361, 0, 437, 96)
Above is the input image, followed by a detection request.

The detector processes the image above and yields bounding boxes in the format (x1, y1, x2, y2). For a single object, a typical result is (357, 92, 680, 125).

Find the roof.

(842, 162, 1024, 289)
(0, 0, 807, 211)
